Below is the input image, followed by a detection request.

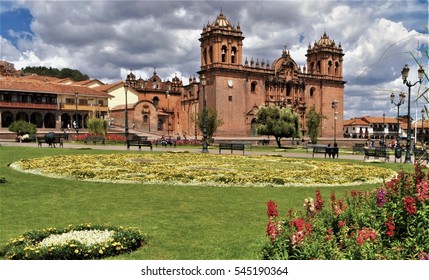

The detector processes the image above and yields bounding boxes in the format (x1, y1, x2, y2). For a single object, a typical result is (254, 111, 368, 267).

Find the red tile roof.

(0, 76, 113, 98)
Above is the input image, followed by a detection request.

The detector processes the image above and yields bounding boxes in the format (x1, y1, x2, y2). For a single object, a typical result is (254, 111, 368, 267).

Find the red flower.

(385, 217, 395, 237)
(403, 196, 417, 215)
(350, 190, 359, 198)
(266, 220, 276, 241)
(315, 189, 323, 211)
(267, 200, 278, 218)
(290, 218, 305, 232)
(338, 220, 346, 227)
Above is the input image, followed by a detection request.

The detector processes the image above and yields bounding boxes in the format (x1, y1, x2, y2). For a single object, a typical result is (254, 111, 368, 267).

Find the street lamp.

(123, 83, 129, 141)
(390, 92, 406, 142)
(74, 91, 79, 134)
(382, 113, 386, 143)
(421, 108, 425, 146)
(201, 74, 209, 153)
(401, 64, 425, 163)
(331, 100, 338, 145)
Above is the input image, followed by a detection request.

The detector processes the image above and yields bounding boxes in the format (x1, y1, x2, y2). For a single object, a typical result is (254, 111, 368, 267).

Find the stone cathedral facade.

(120, 12, 345, 139)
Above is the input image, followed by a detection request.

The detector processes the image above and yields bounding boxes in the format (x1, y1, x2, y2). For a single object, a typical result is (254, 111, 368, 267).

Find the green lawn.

(0, 146, 413, 259)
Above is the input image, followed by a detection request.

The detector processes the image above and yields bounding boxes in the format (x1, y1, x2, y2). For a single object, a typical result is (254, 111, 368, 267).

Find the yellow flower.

(74, 249, 79, 254)
(99, 249, 104, 254)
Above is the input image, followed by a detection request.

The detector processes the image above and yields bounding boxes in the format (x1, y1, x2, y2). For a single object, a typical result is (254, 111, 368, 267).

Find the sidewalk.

(0, 140, 369, 161)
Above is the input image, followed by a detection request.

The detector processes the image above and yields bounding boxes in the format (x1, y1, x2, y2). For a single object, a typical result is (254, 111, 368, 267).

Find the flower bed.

(10, 153, 395, 187)
(1, 224, 146, 260)
(262, 164, 429, 260)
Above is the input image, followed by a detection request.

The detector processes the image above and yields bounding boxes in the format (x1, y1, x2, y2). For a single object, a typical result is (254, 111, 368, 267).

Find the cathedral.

(116, 11, 345, 139)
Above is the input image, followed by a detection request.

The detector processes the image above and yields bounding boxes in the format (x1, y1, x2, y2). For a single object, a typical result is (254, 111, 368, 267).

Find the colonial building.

(116, 12, 345, 139)
(0, 74, 112, 130)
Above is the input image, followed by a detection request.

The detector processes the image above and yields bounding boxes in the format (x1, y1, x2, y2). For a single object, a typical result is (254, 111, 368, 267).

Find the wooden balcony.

(0, 101, 57, 110)
(60, 104, 108, 112)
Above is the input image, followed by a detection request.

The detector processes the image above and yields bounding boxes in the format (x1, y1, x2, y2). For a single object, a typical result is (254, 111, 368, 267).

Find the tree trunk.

(275, 136, 282, 148)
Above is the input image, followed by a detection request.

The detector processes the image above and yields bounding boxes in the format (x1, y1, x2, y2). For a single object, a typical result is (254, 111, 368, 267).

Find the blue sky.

(1, 0, 428, 119)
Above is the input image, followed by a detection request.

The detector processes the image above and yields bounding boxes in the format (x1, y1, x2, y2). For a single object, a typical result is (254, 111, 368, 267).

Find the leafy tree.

(8, 120, 37, 134)
(197, 108, 223, 143)
(86, 117, 108, 135)
(254, 105, 301, 148)
(306, 106, 324, 144)
(21, 66, 89, 81)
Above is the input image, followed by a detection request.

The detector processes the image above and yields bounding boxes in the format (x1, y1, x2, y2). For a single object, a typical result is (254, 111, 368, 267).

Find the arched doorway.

(30, 112, 43, 128)
(251, 118, 258, 136)
(16, 111, 29, 122)
(1, 111, 14, 127)
(61, 113, 72, 130)
(44, 112, 56, 128)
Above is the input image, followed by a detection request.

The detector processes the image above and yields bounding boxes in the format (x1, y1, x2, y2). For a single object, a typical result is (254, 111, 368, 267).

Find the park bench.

(364, 148, 389, 162)
(352, 143, 365, 154)
(414, 149, 429, 164)
(126, 139, 153, 150)
(219, 143, 245, 154)
(312, 145, 339, 158)
(37, 135, 63, 148)
(257, 139, 270, 146)
(84, 136, 105, 145)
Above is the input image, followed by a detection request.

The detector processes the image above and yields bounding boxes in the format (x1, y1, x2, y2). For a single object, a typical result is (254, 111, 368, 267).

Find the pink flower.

(416, 181, 429, 202)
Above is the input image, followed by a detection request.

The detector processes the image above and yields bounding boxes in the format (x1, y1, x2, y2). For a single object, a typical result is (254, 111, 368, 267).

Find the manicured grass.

(0, 146, 414, 259)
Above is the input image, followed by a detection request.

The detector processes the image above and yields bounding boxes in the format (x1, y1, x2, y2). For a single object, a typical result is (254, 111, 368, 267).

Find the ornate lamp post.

(401, 64, 425, 163)
(201, 74, 209, 153)
(74, 91, 79, 134)
(390, 92, 406, 142)
(331, 100, 338, 145)
(382, 113, 386, 143)
(421, 108, 425, 146)
(123, 83, 129, 141)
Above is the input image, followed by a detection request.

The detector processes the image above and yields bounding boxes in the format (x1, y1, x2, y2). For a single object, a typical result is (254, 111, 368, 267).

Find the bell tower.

(199, 11, 244, 70)
(306, 32, 344, 78)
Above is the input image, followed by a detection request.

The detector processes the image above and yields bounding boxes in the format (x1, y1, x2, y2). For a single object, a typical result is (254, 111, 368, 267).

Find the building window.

(231, 47, 236, 64)
(143, 115, 148, 123)
(310, 87, 316, 97)
(228, 96, 232, 101)
(221, 45, 227, 62)
(153, 97, 159, 109)
(251, 81, 257, 92)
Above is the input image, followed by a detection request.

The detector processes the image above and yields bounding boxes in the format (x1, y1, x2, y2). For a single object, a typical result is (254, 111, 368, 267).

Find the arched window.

(310, 62, 315, 74)
(310, 87, 316, 98)
(153, 97, 159, 109)
(231, 47, 237, 64)
(251, 81, 257, 92)
(335, 62, 340, 76)
(328, 61, 333, 75)
(209, 46, 213, 63)
(221, 45, 227, 63)
(316, 61, 321, 73)
(143, 115, 148, 123)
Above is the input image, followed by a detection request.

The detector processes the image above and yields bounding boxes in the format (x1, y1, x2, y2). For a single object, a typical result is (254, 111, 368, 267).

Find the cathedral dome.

(316, 32, 335, 47)
(212, 11, 232, 28)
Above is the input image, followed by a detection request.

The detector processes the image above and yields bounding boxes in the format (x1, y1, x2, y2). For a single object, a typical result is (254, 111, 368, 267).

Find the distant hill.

(21, 66, 89, 81)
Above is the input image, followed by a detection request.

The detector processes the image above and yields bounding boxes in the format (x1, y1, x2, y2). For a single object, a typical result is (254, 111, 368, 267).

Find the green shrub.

(262, 164, 429, 260)
(1, 224, 146, 260)
(8, 121, 37, 134)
